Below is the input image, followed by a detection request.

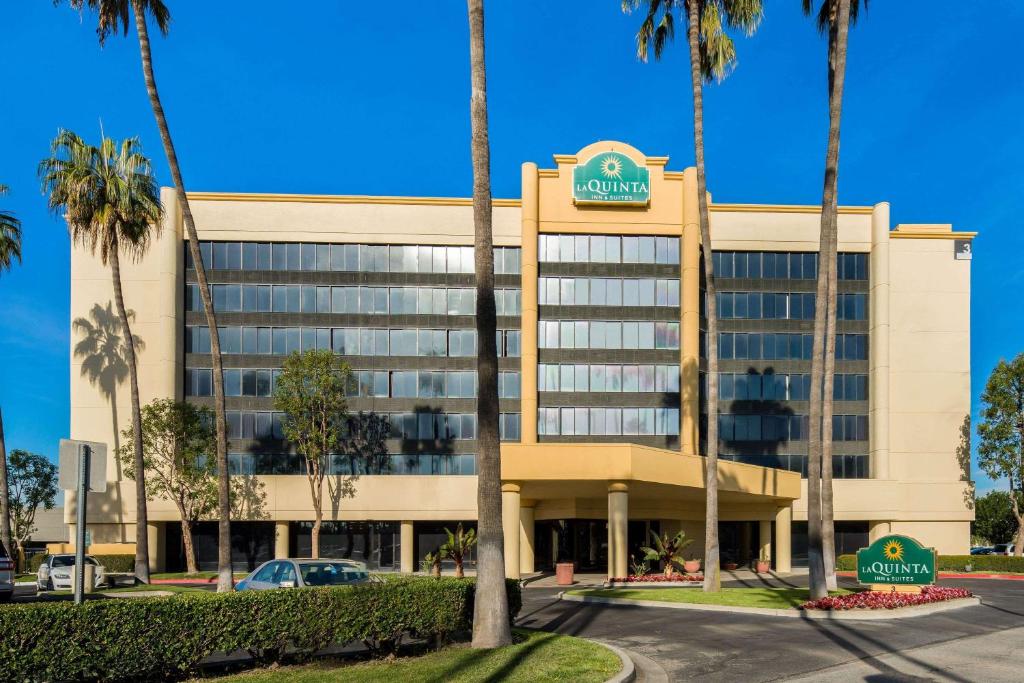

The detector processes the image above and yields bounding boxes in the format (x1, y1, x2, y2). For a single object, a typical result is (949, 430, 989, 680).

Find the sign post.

(855, 534, 937, 593)
(59, 439, 107, 605)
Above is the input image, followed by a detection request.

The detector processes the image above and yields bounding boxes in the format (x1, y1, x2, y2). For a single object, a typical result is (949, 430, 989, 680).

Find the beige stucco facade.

(66, 141, 974, 574)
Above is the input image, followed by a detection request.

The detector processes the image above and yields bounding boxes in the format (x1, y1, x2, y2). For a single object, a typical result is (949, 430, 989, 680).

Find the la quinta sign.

(856, 534, 937, 586)
(572, 152, 650, 206)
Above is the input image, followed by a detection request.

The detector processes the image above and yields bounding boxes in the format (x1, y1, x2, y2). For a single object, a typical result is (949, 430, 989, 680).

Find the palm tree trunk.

(466, 0, 511, 649)
(822, 264, 838, 591)
(0, 407, 12, 557)
(132, 3, 232, 592)
(685, 0, 722, 593)
(108, 244, 150, 583)
(809, 0, 851, 601)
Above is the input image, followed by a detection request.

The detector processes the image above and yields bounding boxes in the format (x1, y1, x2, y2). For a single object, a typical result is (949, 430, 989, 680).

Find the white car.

(36, 554, 105, 591)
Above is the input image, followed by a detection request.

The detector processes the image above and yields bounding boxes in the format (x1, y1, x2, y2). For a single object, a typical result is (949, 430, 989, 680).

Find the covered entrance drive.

(500, 443, 800, 579)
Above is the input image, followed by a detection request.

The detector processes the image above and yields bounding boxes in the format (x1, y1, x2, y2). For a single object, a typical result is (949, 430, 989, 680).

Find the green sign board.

(572, 152, 650, 206)
(856, 535, 937, 586)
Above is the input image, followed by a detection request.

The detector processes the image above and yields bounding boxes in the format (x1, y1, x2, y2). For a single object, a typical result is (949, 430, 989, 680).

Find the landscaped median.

(563, 584, 980, 620)
(2, 577, 614, 683)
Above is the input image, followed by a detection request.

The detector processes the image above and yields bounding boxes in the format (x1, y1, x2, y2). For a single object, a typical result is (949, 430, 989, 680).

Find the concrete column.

(519, 504, 535, 575)
(146, 522, 165, 573)
(680, 167, 701, 454)
(520, 163, 540, 444)
(274, 521, 290, 559)
(607, 482, 629, 579)
(870, 202, 891, 480)
(759, 520, 772, 567)
(774, 506, 792, 573)
(502, 483, 521, 579)
(400, 520, 415, 573)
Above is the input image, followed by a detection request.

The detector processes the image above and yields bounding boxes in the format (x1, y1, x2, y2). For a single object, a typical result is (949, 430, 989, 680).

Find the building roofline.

(185, 191, 523, 208)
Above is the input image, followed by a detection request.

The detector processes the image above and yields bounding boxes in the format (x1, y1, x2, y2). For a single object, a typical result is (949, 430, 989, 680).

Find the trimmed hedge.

(0, 577, 521, 682)
(837, 553, 1024, 573)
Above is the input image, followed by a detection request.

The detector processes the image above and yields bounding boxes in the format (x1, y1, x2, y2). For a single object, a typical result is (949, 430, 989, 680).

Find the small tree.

(118, 399, 216, 574)
(441, 523, 478, 579)
(973, 491, 1019, 546)
(274, 349, 351, 559)
(641, 529, 694, 578)
(978, 354, 1024, 556)
(6, 450, 58, 570)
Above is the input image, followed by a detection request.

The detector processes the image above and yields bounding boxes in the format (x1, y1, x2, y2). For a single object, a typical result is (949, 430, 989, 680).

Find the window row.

(186, 326, 521, 358)
(718, 372, 868, 401)
(186, 368, 521, 399)
(225, 410, 520, 442)
(539, 277, 680, 307)
(721, 454, 869, 479)
(539, 234, 680, 264)
(538, 364, 681, 393)
(538, 320, 681, 350)
(716, 292, 867, 321)
(190, 241, 522, 275)
(712, 251, 867, 281)
(717, 333, 867, 360)
(227, 452, 479, 476)
(717, 413, 868, 442)
(192, 284, 520, 316)
(537, 407, 681, 436)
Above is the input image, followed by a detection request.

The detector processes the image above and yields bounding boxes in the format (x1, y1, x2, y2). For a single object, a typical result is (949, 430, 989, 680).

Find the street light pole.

(74, 443, 89, 605)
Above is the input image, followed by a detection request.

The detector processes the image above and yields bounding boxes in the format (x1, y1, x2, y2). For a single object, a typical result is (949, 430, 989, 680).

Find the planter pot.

(755, 560, 770, 573)
(683, 560, 701, 574)
(723, 562, 738, 571)
(556, 562, 575, 586)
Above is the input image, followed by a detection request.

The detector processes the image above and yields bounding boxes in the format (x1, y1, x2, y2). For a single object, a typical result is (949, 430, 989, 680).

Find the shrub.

(611, 574, 703, 583)
(836, 553, 1024, 573)
(0, 576, 520, 682)
(28, 554, 45, 573)
(93, 554, 135, 573)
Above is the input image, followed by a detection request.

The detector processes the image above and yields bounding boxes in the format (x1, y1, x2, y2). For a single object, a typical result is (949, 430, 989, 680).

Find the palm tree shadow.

(72, 301, 144, 483)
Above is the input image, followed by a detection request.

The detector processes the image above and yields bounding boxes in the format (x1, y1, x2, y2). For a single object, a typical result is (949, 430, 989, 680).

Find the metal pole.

(74, 444, 89, 605)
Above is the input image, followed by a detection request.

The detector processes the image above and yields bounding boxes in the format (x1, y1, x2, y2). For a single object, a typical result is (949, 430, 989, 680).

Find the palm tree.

(0, 185, 22, 559)
(803, 0, 864, 599)
(61, 0, 233, 592)
(465, 0, 511, 649)
(39, 130, 162, 583)
(624, 0, 762, 592)
(641, 529, 695, 578)
(441, 523, 478, 579)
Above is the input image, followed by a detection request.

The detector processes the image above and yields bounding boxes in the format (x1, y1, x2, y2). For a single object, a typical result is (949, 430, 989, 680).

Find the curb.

(837, 571, 1024, 581)
(593, 640, 636, 683)
(560, 592, 982, 620)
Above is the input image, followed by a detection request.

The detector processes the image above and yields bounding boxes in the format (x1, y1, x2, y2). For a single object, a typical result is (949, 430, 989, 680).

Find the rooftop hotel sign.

(572, 152, 650, 206)
(856, 534, 937, 586)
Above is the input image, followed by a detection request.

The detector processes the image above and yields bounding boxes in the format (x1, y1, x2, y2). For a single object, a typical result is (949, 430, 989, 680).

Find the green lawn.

(202, 629, 620, 683)
(151, 571, 248, 581)
(569, 586, 855, 609)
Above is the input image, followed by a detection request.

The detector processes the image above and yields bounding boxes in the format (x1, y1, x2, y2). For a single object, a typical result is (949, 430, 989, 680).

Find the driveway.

(517, 576, 1024, 682)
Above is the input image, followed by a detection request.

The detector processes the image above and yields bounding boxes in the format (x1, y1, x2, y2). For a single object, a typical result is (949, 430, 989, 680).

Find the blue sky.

(1, 2, 1021, 494)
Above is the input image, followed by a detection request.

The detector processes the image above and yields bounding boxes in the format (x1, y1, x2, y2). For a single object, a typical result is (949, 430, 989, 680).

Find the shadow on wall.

(956, 414, 974, 511)
(720, 367, 796, 464)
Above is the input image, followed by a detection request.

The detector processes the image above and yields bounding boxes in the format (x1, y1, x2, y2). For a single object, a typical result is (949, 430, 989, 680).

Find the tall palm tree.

(803, 0, 864, 598)
(466, 0, 511, 649)
(0, 185, 22, 559)
(39, 130, 162, 583)
(61, 0, 233, 591)
(625, 0, 762, 592)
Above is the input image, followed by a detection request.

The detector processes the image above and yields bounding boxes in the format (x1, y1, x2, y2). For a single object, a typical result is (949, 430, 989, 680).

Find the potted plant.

(422, 549, 442, 578)
(683, 558, 701, 574)
(722, 553, 738, 571)
(641, 529, 694, 579)
(555, 559, 575, 585)
(755, 549, 770, 574)
(440, 523, 477, 579)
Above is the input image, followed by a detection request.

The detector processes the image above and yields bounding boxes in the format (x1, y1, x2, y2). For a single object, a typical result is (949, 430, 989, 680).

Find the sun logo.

(883, 539, 904, 562)
(600, 155, 624, 180)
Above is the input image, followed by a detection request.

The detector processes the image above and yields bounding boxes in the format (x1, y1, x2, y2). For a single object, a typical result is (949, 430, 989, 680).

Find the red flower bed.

(801, 586, 972, 611)
(612, 574, 704, 583)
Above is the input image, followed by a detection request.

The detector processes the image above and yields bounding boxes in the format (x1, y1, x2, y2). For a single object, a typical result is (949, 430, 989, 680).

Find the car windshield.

(299, 562, 368, 586)
(51, 556, 97, 567)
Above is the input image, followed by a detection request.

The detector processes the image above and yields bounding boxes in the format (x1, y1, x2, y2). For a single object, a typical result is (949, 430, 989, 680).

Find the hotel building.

(67, 141, 975, 577)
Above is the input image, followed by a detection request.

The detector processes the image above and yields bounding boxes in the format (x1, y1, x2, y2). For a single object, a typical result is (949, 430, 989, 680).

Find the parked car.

(970, 546, 994, 555)
(992, 543, 1017, 556)
(236, 559, 371, 591)
(0, 543, 14, 602)
(36, 554, 105, 591)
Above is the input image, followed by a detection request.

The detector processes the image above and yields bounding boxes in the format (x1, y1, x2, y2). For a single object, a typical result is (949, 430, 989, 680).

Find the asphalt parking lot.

(518, 575, 1024, 682)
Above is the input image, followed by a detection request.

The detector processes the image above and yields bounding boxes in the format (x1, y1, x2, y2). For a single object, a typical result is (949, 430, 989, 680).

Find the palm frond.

(700, 2, 738, 83)
(802, 0, 868, 34)
(0, 184, 23, 273)
(59, 0, 172, 45)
